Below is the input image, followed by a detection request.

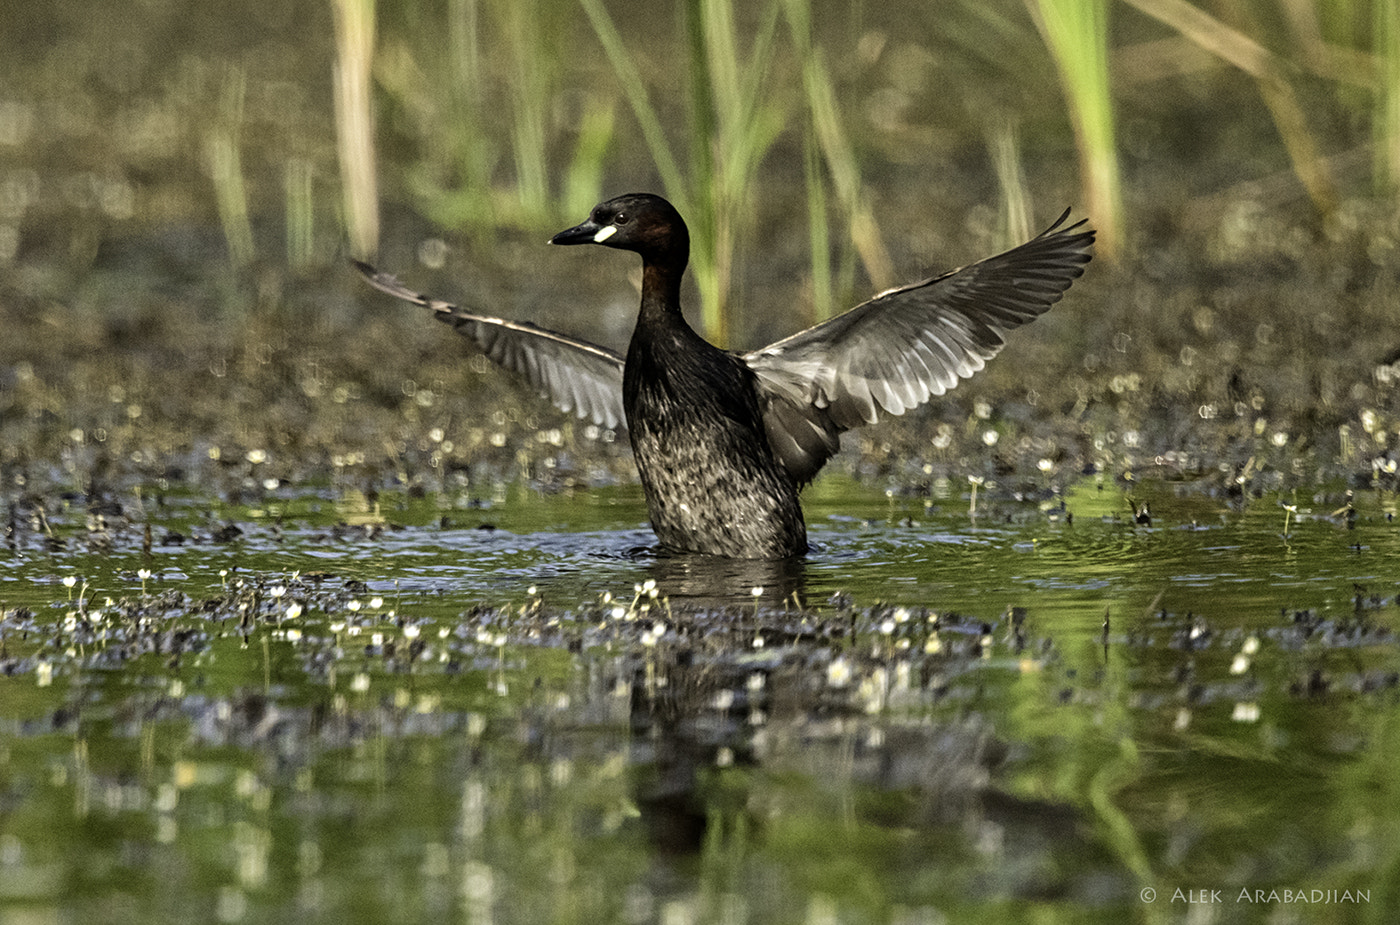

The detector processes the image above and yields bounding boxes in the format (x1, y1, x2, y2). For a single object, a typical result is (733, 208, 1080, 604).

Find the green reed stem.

(1377, 0, 1400, 197)
(503, 0, 551, 222)
(1030, 0, 1122, 260)
(563, 96, 617, 220)
(783, 0, 893, 303)
(331, 0, 379, 259)
(205, 67, 255, 268)
(284, 157, 315, 269)
(580, 0, 785, 346)
(986, 117, 1031, 249)
(577, 0, 685, 197)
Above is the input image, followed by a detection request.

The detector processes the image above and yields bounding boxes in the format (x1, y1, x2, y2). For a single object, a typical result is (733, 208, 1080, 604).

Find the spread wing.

(744, 210, 1094, 484)
(352, 260, 627, 430)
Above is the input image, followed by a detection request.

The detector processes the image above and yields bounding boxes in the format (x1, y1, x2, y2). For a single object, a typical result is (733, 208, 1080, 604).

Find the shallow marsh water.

(3, 476, 1398, 924)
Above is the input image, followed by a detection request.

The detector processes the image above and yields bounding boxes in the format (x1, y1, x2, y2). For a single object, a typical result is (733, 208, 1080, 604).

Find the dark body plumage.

(355, 193, 1094, 559)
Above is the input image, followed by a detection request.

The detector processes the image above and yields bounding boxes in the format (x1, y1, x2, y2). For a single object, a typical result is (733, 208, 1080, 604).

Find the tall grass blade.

(502, 0, 552, 222)
(1377, 0, 1400, 197)
(783, 0, 894, 300)
(987, 117, 1031, 249)
(205, 67, 255, 268)
(332, 0, 380, 259)
(285, 157, 316, 270)
(576, 0, 685, 197)
(580, 0, 786, 345)
(563, 96, 617, 219)
(803, 121, 833, 324)
(1029, 0, 1123, 260)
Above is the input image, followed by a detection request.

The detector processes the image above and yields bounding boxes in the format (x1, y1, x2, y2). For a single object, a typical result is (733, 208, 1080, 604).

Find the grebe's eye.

(614, 212, 629, 225)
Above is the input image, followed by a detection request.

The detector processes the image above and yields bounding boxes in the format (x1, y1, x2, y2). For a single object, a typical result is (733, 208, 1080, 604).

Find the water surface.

(2, 476, 1396, 924)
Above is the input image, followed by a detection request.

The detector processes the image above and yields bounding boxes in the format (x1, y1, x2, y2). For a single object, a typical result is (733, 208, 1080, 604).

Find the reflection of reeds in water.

(332, 0, 379, 259)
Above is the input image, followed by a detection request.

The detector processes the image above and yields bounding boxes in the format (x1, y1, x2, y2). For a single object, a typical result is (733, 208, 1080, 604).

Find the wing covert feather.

(746, 211, 1093, 484)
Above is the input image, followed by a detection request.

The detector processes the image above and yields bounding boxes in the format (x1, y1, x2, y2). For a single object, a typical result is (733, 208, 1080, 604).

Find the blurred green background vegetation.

(4, 0, 1397, 335)
(2, 0, 1400, 489)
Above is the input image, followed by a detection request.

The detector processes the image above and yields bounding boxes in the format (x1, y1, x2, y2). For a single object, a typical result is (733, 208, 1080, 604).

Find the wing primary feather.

(351, 259, 627, 430)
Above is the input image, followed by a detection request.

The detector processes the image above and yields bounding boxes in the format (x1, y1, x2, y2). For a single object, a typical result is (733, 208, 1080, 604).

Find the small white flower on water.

(1231, 701, 1260, 723)
(894, 607, 910, 624)
(369, 596, 383, 609)
(37, 661, 53, 687)
(371, 633, 384, 647)
(879, 619, 896, 635)
(827, 658, 852, 688)
(752, 635, 765, 649)
(246, 449, 268, 464)
(284, 602, 303, 620)
(610, 605, 627, 621)
(750, 586, 763, 598)
(492, 633, 507, 648)
(62, 576, 77, 589)
(527, 586, 538, 597)
(1038, 458, 1054, 473)
(1241, 635, 1260, 656)
(347, 600, 361, 612)
(286, 629, 302, 642)
(1229, 654, 1250, 675)
(982, 429, 999, 447)
(350, 673, 370, 693)
(269, 586, 285, 598)
(262, 478, 279, 491)
(403, 624, 421, 639)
